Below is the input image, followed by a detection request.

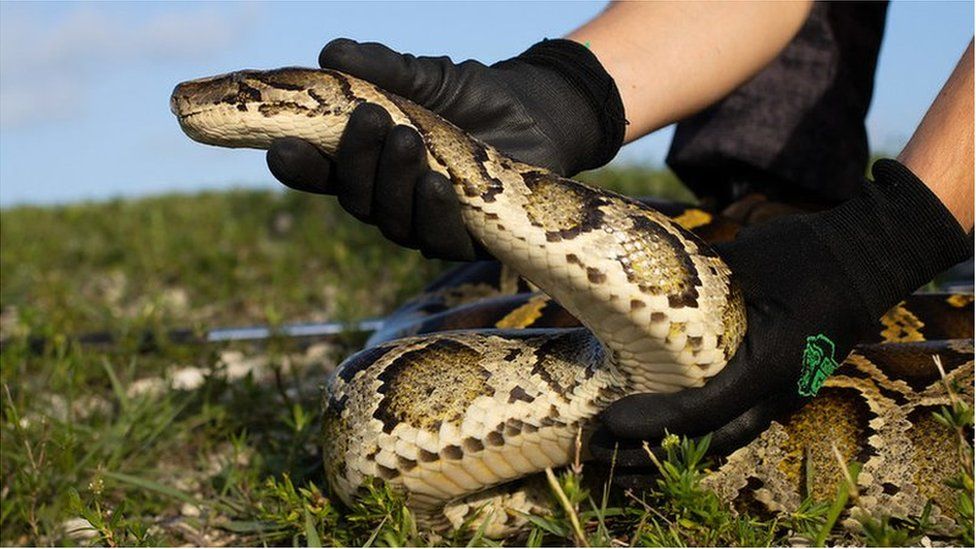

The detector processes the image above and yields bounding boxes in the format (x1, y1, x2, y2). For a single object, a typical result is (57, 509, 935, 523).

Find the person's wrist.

(808, 158, 972, 319)
(497, 39, 626, 173)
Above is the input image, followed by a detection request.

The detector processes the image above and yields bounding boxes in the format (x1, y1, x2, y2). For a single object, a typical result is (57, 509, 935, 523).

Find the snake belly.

(171, 67, 746, 533)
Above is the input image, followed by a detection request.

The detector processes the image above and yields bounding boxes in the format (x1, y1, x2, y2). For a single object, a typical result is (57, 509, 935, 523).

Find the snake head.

(170, 68, 359, 152)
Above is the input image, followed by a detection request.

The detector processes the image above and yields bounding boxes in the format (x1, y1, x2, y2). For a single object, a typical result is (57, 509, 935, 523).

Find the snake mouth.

(173, 109, 205, 122)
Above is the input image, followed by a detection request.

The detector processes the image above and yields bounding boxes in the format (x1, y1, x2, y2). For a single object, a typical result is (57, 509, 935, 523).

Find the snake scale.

(171, 68, 973, 537)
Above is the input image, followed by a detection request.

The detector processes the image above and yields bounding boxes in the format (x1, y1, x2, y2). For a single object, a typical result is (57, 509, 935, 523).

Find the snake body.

(171, 68, 972, 536)
(172, 68, 745, 532)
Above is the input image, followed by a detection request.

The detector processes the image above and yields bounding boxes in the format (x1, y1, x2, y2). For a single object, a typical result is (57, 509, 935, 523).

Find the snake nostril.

(169, 85, 184, 117)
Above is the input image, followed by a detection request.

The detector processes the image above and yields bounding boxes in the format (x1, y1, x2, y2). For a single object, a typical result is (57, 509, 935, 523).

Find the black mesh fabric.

(667, 2, 890, 207)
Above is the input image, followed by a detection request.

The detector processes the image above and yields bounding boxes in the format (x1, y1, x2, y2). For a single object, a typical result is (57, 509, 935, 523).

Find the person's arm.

(568, 1, 814, 142)
(897, 40, 974, 230)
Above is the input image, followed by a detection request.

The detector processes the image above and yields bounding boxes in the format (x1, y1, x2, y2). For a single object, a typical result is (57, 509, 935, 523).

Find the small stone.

(180, 502, 201, 517)
(221, 353, 267, 380)
(62, 517, 97, 540)
(305, 343, 332, 361)
(172, 367, 206, 390)
(127, 377, 165, 398)
(786, 535, 811, 547)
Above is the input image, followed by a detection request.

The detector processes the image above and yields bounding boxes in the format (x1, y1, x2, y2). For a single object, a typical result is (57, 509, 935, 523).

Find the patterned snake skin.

(171, 68, 973, 536)
(377, 256, 974, 536)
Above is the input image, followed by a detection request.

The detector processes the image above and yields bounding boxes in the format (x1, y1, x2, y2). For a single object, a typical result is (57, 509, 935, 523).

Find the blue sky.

(0, 1, 972, 206)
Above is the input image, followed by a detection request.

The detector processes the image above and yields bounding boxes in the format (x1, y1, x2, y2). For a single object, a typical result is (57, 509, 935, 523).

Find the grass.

(0, 166, 971, 546)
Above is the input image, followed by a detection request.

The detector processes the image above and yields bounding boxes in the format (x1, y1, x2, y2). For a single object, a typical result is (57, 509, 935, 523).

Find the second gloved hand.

(589, 159, 973, 475)
(267, 38, 626, 260)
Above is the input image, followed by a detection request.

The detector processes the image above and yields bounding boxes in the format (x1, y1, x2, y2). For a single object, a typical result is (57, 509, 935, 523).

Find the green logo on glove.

(797, 334, 839, 397)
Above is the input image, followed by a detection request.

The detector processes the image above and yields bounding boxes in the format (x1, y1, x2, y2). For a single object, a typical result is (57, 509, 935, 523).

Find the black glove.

(589, 159, 973, 476)
(267, 38, 626, 260)
(589, 392, 800, 491)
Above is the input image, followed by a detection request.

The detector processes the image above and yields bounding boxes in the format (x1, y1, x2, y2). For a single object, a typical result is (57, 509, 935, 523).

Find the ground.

(1, 167, 971, 546)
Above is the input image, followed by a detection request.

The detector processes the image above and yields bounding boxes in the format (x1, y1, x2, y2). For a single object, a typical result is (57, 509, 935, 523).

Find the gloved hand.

(589, 159, 973, 477)
(589, 390, 802, 491)
(267, 38, 626, 260)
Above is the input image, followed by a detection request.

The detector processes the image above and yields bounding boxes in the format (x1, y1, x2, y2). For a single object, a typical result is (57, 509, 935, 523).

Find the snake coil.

(172, 67, 972, 537)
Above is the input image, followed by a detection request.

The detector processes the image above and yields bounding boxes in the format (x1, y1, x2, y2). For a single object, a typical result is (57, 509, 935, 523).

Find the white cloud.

(0, 4, 257, 129)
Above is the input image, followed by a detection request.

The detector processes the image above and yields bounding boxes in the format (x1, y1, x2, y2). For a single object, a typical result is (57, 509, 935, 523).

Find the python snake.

(171, 68, 973, 537)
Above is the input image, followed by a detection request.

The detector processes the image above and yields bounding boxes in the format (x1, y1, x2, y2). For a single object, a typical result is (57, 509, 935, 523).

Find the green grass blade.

(102, 470, 201, 506)
(100, 357, 130, 411)
(814, 462, 862, 547)
(303, 508, 322, 548)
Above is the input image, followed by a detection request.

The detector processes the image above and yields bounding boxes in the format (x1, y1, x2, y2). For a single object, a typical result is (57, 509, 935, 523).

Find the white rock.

(62, 517, 97, 540)
(127, 377, 166, 398)
(171, 367, 206, 390)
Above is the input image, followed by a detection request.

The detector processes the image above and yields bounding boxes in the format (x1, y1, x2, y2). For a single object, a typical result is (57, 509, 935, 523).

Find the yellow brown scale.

(719, 284, 747, 360)
(775, 386, 872, 502)
(494, 294, 550, 329)
(880, 301, 926, 343)
(521, 174, 597, 236)
(672, 208, 713, 230)
(374, 341, 492, 434)
(906, 408, 965, 518)
(946, 294, 974, 308)
(618, 212, 699, 303)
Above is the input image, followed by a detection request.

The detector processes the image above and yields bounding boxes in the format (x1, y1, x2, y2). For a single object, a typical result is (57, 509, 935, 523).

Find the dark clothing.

(667, 1, 889, 208)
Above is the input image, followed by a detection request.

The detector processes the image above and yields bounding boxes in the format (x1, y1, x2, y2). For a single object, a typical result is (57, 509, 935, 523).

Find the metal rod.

(2, 318, 386, 354)
(204, 318, 385, 342)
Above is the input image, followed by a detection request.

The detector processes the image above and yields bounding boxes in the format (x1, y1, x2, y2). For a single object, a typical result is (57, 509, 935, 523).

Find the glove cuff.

(810, 158, 972, 319)
(511, 39, 627, 171)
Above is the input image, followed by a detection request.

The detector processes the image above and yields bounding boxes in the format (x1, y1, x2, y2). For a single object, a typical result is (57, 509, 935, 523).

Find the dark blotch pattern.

(522, 172, 607, 241)
(463, 437, 484, 453)
(374, 340, 493, 434)
(505, 419, 524, 437)
(338, 345, 396, 383)
(586, 268, 606, 284)
(378, 465, 399, 480)
(258, 102, 311, 117)
(530, 331, 603, 396)
(220, 81, 263, 112)
(619, 214, 703, 308)
(441, 445, 463, 460)
(508, 386, 535, 404)
(377, 92, 506, 202)
(503, 348, 522, 362)
(858, 342, 970, 392)
(905, 406, 965, 516)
